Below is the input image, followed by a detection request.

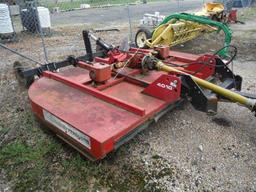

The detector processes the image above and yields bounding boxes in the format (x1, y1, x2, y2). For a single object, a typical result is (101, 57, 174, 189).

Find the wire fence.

(0, 0, 255, 65)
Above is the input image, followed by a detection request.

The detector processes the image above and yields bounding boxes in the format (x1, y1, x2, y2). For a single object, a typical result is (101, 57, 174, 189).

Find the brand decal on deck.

(43, 110, 91, 149)
(157, 80, 178, 91)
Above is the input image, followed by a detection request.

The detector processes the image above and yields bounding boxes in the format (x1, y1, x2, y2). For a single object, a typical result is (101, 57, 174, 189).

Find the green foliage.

(39, 0, 138, 11)
(39, 0, 168, 11)
(0, 120, 8, 135)
(0, 137, 60, 190)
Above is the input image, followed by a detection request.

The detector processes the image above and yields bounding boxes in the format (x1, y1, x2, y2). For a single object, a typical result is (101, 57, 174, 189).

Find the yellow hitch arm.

(155, 60, 256, 111)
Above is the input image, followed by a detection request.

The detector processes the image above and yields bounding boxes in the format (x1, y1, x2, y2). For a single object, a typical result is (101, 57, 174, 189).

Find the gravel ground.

(0, 8, 256, 192)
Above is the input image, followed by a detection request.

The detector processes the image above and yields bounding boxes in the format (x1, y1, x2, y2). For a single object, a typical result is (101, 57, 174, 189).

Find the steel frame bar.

(43, 71, 146, 116)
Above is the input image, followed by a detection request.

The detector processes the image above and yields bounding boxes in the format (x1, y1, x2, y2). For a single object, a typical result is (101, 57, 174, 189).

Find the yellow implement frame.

(196, 3, 225, 17)
(145, 19, 216, 48)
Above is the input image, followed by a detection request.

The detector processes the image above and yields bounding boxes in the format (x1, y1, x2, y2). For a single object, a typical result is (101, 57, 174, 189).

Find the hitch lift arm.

(143, 55, 256, 115)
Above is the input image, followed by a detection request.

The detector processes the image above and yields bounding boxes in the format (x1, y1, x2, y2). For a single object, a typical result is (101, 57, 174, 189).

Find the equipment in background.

(196, 2, 242, 23)
(140, 12, 165, 27)
(135, 1, 244, 56)
(14, 31, 256, 160)
(195, 2, 225, 22)
(135, 13, 232, 57)
(0, 3, 15, 41)
(21, 2, 51, 34)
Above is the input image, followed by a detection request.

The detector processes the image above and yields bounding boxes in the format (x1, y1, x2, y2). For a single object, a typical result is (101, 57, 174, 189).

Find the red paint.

(228, 10, 238, 23)
(77, 61, 111, 83)
(143, 74, 181, 102)
(164, 52, 215, 79)
(28, 48, 217, 160)
(43, 71, 145, 116)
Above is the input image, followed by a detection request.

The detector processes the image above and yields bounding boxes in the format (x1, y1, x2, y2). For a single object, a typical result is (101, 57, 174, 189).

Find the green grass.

(0, 120, 9, 135)
(39, 0, 169, 11)
(0, 139, 55, 191)
(40, 0, 137, 11)
(0, 109, 96, 191)
(0, 108, 146, 191)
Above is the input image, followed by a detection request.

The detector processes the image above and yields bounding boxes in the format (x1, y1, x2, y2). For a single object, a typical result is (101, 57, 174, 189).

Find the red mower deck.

(28, 48, 215, 160)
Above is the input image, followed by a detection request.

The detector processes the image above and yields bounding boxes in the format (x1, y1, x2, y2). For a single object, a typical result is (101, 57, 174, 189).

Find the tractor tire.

(135, 27, 152, 48)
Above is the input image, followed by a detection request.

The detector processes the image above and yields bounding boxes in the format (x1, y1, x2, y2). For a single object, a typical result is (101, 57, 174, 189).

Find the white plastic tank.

(37, 7, 51, 29)
(0, 3, 14, 34)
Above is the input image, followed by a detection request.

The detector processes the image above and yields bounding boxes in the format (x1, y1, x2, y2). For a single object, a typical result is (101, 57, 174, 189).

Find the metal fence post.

(7, 4, 16, 41)
(127, 5, 133, 42)
(34, 0, 49, 63)
(177, 0, 180, 12)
